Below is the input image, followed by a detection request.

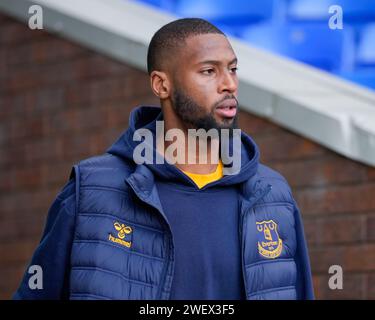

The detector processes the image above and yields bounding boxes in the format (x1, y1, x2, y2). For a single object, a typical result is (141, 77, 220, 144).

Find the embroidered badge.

(108, 221, 133, 248)
(256, 220, 283, 259)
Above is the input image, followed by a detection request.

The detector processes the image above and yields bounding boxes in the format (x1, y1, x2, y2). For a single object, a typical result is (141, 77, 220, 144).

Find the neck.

(159, 102, 220, 174)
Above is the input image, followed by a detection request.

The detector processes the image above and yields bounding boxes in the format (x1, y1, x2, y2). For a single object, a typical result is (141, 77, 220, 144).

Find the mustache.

(213, 95, 239, 109)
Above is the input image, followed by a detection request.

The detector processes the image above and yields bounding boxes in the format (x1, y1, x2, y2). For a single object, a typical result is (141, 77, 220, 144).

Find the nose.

(218, 70, 238, 94)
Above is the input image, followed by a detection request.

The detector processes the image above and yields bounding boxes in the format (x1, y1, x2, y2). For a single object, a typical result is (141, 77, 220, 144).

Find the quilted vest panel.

(69, 154, 173, 300)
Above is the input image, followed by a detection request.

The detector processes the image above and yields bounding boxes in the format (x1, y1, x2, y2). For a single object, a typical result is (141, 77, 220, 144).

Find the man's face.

(170, 33, 239, 131)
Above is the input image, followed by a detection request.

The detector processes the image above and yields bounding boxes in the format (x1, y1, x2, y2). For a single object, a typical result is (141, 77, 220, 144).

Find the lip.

(215, 99, 237, 118)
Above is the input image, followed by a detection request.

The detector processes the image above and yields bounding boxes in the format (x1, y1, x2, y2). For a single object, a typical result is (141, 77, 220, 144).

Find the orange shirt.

(181, 160, 223, 189)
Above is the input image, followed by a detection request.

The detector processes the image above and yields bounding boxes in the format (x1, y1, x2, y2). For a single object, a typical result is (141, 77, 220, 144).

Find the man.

(14, 18, 314, 300)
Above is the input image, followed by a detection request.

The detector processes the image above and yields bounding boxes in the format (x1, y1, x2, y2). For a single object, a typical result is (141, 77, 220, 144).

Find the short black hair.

(147, 18, 225, 75)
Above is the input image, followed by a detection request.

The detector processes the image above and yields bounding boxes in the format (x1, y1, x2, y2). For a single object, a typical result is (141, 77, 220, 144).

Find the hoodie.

(107, 106, 261, 299)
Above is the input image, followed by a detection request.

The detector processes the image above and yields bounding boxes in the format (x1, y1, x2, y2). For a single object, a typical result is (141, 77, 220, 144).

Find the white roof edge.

(1, 0, 374, 166)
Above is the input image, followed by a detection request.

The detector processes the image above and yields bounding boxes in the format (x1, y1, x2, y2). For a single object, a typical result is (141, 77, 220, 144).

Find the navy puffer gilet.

(69, 152, 314, 300)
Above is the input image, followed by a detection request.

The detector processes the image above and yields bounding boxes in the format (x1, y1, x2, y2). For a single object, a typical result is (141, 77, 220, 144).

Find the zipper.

(126, 178, 173, 300)
(239, 183, 272, 299)
(156, 233, 172, 299)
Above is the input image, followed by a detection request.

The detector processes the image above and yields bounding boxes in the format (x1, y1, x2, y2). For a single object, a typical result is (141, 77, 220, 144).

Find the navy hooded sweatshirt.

(107, 107, 261, 299)
(13, 106, 304, 300)
(119, 109, 261, 300)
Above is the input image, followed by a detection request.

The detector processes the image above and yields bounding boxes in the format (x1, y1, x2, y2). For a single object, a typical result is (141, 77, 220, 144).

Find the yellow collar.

(181, 160, 223, 189)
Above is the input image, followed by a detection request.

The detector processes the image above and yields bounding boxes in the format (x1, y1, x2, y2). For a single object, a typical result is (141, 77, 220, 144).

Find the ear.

(150, 70, 171, 99)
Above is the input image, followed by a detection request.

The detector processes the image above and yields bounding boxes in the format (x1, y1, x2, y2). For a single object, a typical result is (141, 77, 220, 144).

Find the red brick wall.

(0, 13, 159, 299)
(1, 13, 375, 299)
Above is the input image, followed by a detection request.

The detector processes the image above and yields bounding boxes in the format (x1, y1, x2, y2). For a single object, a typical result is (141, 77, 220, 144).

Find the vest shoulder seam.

(80, 185, 130, 195)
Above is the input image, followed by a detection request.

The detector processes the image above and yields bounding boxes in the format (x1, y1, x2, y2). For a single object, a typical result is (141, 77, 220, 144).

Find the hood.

(107, 105, 260, 189)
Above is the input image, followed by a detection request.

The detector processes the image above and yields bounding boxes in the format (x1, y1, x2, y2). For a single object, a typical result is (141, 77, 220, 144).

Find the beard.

(171, 86, 239, 132)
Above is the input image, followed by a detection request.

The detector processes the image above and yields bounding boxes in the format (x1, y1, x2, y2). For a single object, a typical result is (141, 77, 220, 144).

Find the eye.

(201, 69, 215, 75)
(230, 67, 238, 73)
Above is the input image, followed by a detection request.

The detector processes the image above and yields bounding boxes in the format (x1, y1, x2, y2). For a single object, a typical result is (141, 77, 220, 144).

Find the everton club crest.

(256, 220, 283, 259)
